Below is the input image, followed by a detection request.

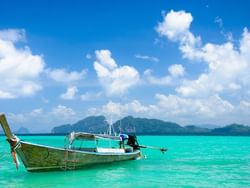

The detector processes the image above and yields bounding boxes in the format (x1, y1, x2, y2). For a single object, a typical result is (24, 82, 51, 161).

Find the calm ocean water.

(0, 135, 249, 188)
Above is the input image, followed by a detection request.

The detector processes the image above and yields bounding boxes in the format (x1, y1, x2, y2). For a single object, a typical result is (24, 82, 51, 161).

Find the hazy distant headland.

(1, 115, 250, 136)
(50, 116, 250, 136)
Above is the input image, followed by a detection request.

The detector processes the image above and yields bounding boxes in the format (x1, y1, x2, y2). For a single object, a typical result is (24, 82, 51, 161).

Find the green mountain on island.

(52, 116, 107, 134)
(211, 124, 250, 136)
(51, 116, 250, 136)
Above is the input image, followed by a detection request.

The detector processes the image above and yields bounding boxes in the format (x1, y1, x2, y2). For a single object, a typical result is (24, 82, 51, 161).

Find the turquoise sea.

(0, 136, 250, 188)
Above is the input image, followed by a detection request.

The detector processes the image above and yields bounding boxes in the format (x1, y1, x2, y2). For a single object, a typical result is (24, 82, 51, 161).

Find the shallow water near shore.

(0, 135, 250, 187)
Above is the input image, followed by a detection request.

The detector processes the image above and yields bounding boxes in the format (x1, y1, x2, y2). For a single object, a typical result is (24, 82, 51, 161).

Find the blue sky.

(0, 0, 250, 132)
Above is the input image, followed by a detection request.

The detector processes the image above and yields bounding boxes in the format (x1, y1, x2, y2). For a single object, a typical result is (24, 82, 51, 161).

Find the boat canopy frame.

(67, 132, 122, 147)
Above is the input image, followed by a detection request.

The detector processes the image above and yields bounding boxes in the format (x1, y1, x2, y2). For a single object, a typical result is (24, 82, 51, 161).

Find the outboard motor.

(127, 135, 140, 150)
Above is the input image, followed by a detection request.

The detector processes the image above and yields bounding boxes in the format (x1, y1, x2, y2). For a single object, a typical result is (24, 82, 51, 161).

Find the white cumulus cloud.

(47, 68, 87, 85)
(87, 94, 246, 126)
(94, 49, 140, 95)
(95, 49, 117, 70)
(176, 31, 250, 97)
(144, 69, 172, 86)
(144, 64, 185, 86)
(60, 86, 78, 100)
(155, 93, 234, 119)
(0, 29, 45, 99)
(88, 100, 150, 120)
(51, 105, 76, 120)
(156, 10, 201, 60)
(157, 10, 250, 100)
(156, 10, 193, 41)
(168, 64, 185, 77)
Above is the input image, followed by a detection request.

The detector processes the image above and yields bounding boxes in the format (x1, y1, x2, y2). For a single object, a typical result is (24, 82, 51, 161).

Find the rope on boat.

(6, 137, 21, 169)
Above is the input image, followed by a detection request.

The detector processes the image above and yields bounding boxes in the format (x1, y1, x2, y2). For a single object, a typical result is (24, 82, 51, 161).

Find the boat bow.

(0, 113, 21, 169)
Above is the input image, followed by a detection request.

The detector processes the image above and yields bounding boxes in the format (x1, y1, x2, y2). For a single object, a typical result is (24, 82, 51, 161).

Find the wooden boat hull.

(15, 141, 141, 172)
(1, 114, 143, 172)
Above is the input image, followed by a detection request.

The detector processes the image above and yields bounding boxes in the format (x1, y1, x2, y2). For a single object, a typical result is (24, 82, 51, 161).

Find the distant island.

(0, 126, 30, 135)
(1, 116, 249, 136)
(51, 116, 250, 136)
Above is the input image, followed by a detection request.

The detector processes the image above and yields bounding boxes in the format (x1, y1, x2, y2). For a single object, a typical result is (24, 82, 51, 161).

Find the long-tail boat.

(0, 113, 167, 172)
